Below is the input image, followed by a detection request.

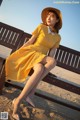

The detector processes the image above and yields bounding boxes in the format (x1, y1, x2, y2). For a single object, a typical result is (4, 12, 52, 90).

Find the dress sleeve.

(32, 24, 42, 37)
(54, 35, 61, 48)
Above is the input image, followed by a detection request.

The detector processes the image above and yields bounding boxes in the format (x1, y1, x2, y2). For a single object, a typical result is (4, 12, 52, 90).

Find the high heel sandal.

(26, 97, 35, 107)
(12, 98, 20, 120)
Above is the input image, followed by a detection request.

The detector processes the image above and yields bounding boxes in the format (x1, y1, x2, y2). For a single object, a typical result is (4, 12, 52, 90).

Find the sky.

(0, 0, 80, 51)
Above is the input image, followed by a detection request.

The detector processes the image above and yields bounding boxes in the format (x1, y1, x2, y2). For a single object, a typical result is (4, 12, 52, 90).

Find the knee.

(33, 63, 44, 74)
(38, 64, 44, 72)
(49, 57, 57, 66)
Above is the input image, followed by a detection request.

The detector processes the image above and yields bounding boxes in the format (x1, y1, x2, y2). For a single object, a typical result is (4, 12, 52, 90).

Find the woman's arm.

(48, 48, 56, 57)
(21, 35, 37, 48)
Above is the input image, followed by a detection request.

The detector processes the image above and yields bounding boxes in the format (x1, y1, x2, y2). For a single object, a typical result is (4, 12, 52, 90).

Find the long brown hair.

(46, 10, 60, 33)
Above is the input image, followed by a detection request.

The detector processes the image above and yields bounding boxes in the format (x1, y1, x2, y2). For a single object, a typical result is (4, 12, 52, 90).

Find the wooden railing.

(0, 22, 80, 111)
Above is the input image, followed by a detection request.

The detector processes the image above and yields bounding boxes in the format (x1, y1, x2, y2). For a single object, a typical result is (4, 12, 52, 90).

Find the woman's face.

(46, 12, 59, 27)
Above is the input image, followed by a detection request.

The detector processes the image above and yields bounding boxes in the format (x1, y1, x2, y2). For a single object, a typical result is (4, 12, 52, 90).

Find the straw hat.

(41, 7, 62, 29)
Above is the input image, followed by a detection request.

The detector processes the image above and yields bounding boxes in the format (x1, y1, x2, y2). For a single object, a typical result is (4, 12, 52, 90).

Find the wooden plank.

(5, 71, 80, 95)
(35, 92, 80, 112)
(0, 27, 5, 40)
(60, 45, 80, 56)
(57, 62, 80, 74)
(55, 49, 80, 74)
(74, 55, 79, 68)
(43, 73, 80, 95)
(0, 22, 24, 53)
(0, 57, 4, 73)
(0, 64, 5, 93)
(0, 22, 24, 33)
(1, 28, 8, 42)
(5, 81, 80, 111)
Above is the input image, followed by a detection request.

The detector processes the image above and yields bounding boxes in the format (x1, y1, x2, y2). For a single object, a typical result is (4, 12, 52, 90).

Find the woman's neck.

(49, 26, 56, 33)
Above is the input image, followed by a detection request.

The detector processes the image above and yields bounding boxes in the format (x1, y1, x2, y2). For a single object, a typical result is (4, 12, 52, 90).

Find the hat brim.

(41, 7, 62, 29)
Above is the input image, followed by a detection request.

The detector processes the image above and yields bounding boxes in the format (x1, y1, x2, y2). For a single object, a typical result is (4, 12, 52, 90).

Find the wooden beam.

(43, 73, 80, 95)
(5, 81, 80, 111)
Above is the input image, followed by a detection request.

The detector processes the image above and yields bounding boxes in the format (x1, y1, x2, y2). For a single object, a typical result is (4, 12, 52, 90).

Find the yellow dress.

(5, 24, 61, 82)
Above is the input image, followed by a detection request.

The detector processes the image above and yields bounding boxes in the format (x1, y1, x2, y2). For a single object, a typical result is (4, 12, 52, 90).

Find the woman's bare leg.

(12, 63, 44, 116)
(25, 56, 56, 105)
(12, 56, 56, 118)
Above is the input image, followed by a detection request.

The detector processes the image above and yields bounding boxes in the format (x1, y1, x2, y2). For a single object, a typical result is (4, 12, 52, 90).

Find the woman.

(5, 7, 62, 120)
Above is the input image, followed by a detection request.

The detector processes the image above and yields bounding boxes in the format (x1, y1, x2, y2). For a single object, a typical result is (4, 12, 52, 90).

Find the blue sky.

(0, 0, 80, 51)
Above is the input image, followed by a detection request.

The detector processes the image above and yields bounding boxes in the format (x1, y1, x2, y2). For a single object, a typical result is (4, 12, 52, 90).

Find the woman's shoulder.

(37, 23, 47, 29)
